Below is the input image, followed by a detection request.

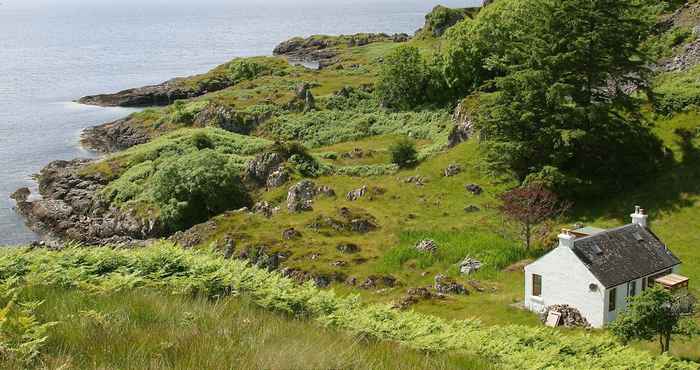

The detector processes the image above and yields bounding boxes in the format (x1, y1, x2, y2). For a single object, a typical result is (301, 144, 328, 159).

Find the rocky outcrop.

(286, 83, 316, 112)
(418, 6, 477, 38)
(448, 99, 477, 147)
(77, 76, 230, 108)
(287, 180, 317, 212)
(308, 207, 378, 235)
(434, 274, 468, 295)
(273, 33, 409, 69)
(13, 159, 161, 247)
(459, 257, 483, 275)
(81, 116, 151, 153)
(415, 239, 438, 254)
(244, 152, 288, 188)
(658, 38, 700, 72)
(193, 102, 268, 134)
(443, 163, 462, 177)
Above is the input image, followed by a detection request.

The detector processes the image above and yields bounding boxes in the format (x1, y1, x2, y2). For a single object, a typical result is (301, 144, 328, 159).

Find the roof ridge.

(572, 223, 637, 245)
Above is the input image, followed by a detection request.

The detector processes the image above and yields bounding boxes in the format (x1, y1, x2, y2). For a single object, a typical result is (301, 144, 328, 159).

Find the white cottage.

(524, 207, 684, 328)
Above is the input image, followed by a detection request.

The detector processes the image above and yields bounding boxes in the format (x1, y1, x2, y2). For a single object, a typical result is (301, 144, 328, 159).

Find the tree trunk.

(524, 222, 531, 250)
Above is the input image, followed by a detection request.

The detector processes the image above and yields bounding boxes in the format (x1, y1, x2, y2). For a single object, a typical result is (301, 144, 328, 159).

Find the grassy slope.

(5, 287, 487, 370)
(61, 4, 700, 363)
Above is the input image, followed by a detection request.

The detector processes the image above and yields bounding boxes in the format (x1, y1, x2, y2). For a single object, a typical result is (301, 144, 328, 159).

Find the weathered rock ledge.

(13, 159, 162, 247)
(77, 75, 231, 108)
(81, 116, 151, 153)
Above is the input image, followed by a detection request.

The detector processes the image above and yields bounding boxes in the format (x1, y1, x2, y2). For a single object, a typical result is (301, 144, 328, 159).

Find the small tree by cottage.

(499, 184, 568, 250)
(610, 286, 698, 354)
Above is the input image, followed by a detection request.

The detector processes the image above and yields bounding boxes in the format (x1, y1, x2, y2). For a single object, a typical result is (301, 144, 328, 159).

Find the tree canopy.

(442, 0, 667, 195)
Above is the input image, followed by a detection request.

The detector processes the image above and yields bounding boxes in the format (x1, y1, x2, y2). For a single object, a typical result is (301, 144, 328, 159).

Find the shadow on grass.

(570, 129, 700, 224)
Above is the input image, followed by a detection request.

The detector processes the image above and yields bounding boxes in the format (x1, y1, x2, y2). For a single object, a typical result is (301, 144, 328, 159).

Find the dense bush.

(152, 149, 250, 231)
(389, 138, 418, 168)
(98, 128, 269, 229)
(653, 65, 700, 115)
(0, 245, 694, 369)
(376, 46, 429, 110)
(228, 59, 270, 84)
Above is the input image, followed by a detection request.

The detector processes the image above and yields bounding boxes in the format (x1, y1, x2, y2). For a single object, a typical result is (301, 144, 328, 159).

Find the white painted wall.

(604, 266, 680, 324)
(524, 246, 606, 328)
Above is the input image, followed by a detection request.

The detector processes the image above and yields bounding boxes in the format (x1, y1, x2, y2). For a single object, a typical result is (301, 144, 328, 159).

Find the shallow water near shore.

(0, 0, 475, 246)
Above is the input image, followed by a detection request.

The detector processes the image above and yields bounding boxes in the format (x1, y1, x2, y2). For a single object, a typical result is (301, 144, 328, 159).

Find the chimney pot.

(631, 206, 649, 228)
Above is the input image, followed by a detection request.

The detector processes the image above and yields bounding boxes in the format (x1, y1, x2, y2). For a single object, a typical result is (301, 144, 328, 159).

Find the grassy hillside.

(14, 1, 700, 366)
(1, 287, 486, 370)
(0, 245, 692, 369)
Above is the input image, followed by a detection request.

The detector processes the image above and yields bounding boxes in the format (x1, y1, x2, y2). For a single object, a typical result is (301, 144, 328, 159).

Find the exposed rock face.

(193, 102, 267, 134)
(13, 159, 161, 246)
(81, 117, 151, 153)
(282, 228, 302, 240)
(10, 187, 30, 203)
(287, 83, 316, 112)
(308, 207, 378, 234)
(77, 76, 230, 108)
(266, 167, 289, 188)
(393, 287, 445, 310)
(336, 243, 360, 254)
(443, 163, 462, 177)
(448, 99, 477, 147)
(316, 185, 336, 197)
(658, 38, 700, 72)
(434, 274, 468, 295)
(273, 33, 409, 69)
(287, 180, 317, 212)
(459, 257, 483, 275)
(252, 201, 275, 218)
(422, 6, 474, 37)
(415, 239, 438, 254)
(359, 275, 397, 289)
(346, 185, 368, 201)
(465, 183, 483, 195)
(244, 152, 286, 187)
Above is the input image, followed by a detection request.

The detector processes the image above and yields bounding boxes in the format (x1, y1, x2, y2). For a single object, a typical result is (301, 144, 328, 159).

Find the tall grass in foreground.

(1, 287, 486, 370)
(0, 244, 695, 369)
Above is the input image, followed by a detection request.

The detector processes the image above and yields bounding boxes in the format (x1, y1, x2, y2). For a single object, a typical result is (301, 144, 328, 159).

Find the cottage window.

(628, 281, 636, 297)
(532, 274, 542, 297)
(609, 288, 617, 312)
(642, 278, 647, 291)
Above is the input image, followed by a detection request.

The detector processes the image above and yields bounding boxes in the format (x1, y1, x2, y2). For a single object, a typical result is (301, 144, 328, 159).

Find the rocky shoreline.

(12, 159, 162, 248)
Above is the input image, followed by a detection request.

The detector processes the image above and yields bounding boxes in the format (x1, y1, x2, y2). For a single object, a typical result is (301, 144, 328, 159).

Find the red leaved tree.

(499, 183, 570, 250)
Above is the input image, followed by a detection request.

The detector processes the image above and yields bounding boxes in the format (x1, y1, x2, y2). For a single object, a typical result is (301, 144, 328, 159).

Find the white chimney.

(631, 206, 648, 228)
(558, 229, 576, 248)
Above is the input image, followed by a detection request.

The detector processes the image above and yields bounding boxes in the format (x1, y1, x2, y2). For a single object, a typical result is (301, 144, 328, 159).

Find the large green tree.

(376, 46, 429, 110)
(445, 0, 667, 195)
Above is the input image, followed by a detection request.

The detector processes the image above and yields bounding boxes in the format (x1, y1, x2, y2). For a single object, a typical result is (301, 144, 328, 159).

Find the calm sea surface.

(0, 0, 476, 245)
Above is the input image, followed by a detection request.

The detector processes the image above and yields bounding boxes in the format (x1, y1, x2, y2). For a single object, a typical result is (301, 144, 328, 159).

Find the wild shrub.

(389, 138, 418, 168)
(152, 149, 250, 231)
(228, 59, 270, 84)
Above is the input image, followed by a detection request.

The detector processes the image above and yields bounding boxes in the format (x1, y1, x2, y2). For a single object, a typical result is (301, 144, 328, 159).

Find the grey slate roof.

(572, 224, 681, 288)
